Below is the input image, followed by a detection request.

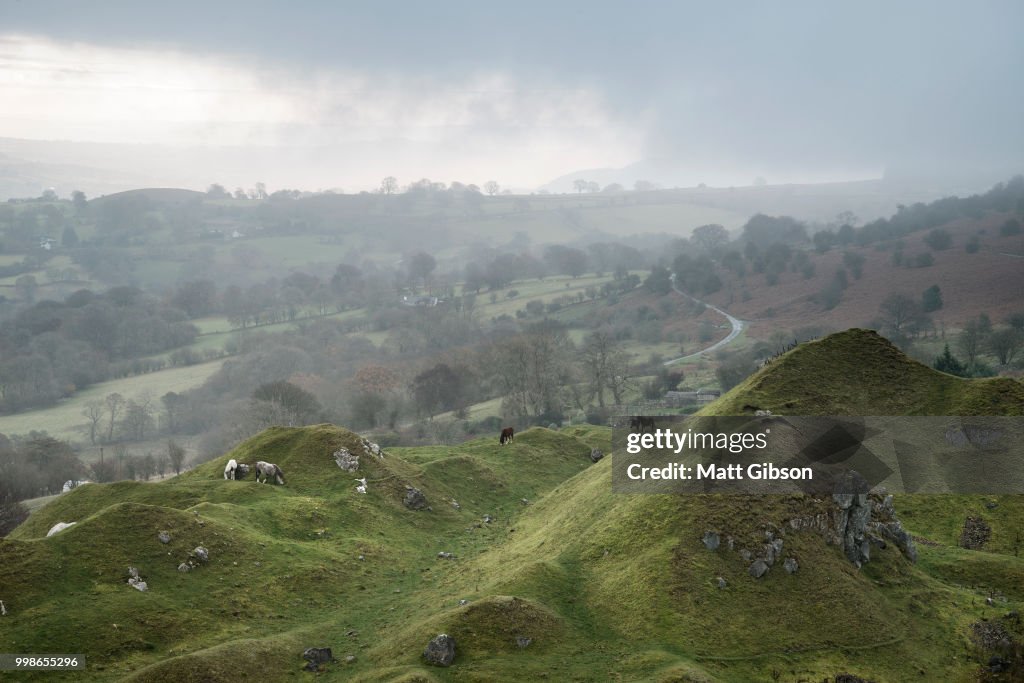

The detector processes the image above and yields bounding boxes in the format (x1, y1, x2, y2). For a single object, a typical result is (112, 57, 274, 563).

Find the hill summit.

(709, 328, 1024, 416)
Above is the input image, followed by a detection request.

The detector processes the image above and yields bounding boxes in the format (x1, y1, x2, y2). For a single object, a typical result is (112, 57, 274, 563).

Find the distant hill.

(2, 332, 1023, 681)
(705, 210, 1024, 330)
(89, 187, 205, 205)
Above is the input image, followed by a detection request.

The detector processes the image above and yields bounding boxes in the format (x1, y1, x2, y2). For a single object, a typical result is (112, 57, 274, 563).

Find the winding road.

(664, 274, 746, 366)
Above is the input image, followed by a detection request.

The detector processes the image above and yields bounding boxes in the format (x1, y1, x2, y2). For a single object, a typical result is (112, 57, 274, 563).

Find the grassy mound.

(708, 328, 1024, 416)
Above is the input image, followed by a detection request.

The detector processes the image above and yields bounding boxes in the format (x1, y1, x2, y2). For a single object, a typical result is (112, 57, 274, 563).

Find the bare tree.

(580, 331, 631, 408)
(167, 440, 186, 476)
(957, 320, 984, 367)
(484, 180, 500, 196)
(105, 393, 125, 442)
(573, 179, 588, 194)
(82, 400, 104, 444)
(380, 176, 399, 195)
(988, 327, 1023, 365)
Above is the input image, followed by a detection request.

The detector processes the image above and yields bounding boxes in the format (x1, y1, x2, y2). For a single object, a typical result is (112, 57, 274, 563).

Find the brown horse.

(500, 427, 515, 445)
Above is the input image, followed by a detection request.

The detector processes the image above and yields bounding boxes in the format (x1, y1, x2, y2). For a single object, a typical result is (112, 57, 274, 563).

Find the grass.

(3, 331, 1024, 682)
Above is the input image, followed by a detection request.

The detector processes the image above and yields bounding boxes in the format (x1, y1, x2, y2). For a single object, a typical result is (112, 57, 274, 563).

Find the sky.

(1, 0, 1022, 192)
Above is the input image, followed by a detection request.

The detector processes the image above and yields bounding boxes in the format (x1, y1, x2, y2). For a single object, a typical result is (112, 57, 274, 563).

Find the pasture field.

(0, 359, 225, 442)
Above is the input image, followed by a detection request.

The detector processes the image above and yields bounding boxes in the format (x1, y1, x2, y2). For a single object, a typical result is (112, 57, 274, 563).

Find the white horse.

(354, 477, 367, 494)
(254, 460, 285, 485)
(224, 459, 250, 480)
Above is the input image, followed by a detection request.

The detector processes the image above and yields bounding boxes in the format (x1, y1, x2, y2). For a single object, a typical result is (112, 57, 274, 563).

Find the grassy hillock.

(708, 328, 1024, 416)
(2, 330, 1023, 681)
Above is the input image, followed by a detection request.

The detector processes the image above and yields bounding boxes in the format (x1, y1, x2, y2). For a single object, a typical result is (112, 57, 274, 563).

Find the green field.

(0, 359, 225, 442)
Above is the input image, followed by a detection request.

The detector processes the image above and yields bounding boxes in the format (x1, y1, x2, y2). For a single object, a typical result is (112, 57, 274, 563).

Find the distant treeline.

(0, 287, 198, 413)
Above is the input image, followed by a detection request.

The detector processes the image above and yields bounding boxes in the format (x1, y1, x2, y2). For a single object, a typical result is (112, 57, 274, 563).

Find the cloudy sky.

(1, 0, 1022, 191)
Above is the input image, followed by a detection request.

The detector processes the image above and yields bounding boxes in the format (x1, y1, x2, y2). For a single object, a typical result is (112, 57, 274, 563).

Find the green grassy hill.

(2, 330, 1023, 682)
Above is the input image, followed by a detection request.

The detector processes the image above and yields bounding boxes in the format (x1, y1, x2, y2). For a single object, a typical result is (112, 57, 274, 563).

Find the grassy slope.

(2, 330, 1023, 682)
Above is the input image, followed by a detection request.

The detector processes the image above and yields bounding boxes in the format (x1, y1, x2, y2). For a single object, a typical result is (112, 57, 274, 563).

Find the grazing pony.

(224, 459, 239, 480)
(254, 460, 286, 485)
(629, 416, 656, 433)
(500, 427, 515, 445)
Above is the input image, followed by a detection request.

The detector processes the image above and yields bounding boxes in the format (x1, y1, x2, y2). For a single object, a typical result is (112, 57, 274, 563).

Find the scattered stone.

(403, 486, 428, 510)
(360, 438, 384, 458)
(344, 655, 356, 664)
(333, 448, 360, 472)
(702, 531, 720, 551)
(192, 546, 209, 563)
(834, 675, 875, 683)
(126, 568, 148, 591)
(346, 630, 358, 637)
(458, 599, 469, 606)
(358, 555, 365, 561)
(450, 499, 461, 510)
(482, 514, 494, 523)
(970, 619, 1013, 650)
(354, 477, 368, 494)
(985, 501, 999, 510)
(177, 562, 192, 573)
(960, 515, 991, 550)
(515, 636, 532, 648)
(739, 549, 752, 562)
(520, 498, 530, 505)
(716, 577, 727, 589)
(0, 600, 6, 616)
(302, 647, 333, 672)
(748, 560, 769, 578)
(437, 552, 454, 560)
(422, 634, 456, 667)
(157, 531, 171, 544)
(589, 448, 604, 463)
(46, 521, 76, 537)
(783, 557, 799, 574)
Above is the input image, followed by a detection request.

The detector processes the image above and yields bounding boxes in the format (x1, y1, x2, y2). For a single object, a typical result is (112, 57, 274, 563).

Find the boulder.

(423, 634, 456, 667)
(192, 546, 209, 563)
(783, 557, 799, 574)
(482, 514, 494, 524)
(716, 577, 727, 589)
(748, 560, 769, 578)
(333, 448, 360, 472)
(302, 647, 333, 672)
(701, 531, 720, 551)
(515, 636, 532, 648)
(158, 531, 171, 544)
(177, 562, 192, 573)
(437, 551, 454, 560)
(589, 448, 604, 463)
(959, 515, 991, 550)
(403, 486, 428, 510)
(130, 581, 148, 592)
